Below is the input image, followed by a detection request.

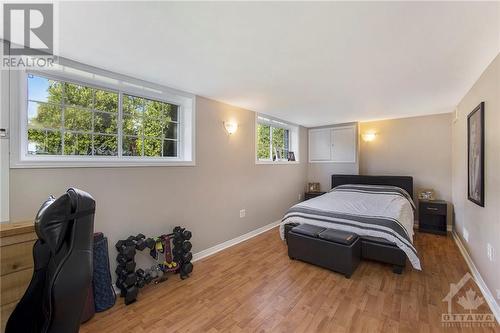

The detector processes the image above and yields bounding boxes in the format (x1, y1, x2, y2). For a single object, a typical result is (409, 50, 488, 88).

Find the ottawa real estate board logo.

(442, 272, 496, 328)
(2, 3, 55, 69)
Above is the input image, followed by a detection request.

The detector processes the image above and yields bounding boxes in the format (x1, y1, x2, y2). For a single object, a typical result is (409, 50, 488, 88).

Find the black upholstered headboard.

(331, 175, 414, 199)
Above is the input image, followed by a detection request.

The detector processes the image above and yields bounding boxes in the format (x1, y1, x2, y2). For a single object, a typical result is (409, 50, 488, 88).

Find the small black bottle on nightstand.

(418, 200, 448, 235)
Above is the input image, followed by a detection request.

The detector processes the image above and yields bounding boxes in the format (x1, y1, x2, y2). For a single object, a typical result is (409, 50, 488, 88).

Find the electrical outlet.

(497, 289, 500, 300)
(298, 193, 302, 201)
(239, 209, 246, 218)
(487, 243, 494, 262)
(463, 227, 469, 242)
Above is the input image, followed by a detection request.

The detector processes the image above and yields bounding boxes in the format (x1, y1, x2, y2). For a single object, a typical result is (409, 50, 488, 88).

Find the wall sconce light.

(362, 131, 377, 142)
(224, 121, 238, 135)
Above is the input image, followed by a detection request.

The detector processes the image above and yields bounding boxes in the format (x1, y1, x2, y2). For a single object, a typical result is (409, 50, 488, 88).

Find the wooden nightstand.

(304, 192, 326, 200)
(419, 200, 448, 235)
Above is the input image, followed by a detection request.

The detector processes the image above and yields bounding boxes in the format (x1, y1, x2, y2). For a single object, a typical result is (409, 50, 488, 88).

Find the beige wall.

(307, 123, 360, 191)
(9, 96, 308, 271)
(359, 113, 452, 205)
(452, 54, 499, 309)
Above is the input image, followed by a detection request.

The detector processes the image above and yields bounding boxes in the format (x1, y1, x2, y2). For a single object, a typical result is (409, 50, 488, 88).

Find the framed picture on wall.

(467, 102, 485, 207)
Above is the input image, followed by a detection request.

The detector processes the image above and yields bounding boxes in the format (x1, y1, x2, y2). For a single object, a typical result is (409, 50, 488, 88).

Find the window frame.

(255, 114, 299, 165)
(10, 62, 195, 168)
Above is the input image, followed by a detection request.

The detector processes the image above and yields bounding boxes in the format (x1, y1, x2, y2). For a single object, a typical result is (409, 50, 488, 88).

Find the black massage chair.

(6, 188, 95, 333)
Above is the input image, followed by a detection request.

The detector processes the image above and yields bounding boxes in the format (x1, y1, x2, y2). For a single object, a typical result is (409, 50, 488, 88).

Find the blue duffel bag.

(93, 233, 116, 312)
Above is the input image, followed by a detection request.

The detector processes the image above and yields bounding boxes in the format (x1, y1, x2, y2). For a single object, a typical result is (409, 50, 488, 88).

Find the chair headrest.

(35, 188, 95, 254)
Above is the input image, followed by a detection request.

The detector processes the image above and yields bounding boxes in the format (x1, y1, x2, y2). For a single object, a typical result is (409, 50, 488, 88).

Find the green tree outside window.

(256, 123, 290, 161)
(27, 74, 179, 157)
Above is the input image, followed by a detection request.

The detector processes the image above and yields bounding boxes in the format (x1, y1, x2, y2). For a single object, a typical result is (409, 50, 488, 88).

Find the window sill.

(11, 157, 196, 169)
(255, 160, 300, 165)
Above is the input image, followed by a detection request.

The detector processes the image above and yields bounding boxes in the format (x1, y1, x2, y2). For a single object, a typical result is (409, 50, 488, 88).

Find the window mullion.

(61, 84, 65, 155)
(269, 126, 273, 160)
(141, 99, 145, 157)
(118, 92, 123, 157)
(91, 89, 95, 156)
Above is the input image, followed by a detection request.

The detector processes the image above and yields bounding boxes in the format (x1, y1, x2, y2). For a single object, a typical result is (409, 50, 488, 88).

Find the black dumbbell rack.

(114, 227, 193, 305)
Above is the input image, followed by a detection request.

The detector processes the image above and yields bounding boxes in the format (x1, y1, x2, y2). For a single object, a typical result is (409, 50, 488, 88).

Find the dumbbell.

(115, 240, 136, 259)
(173, 238, 183, 247)
(182, 241, 192, 252)
(115, 239, 126, 250)
(115, 266, 127, 278)
(115, 261, 136, 276)
(136, 268, 146, 278)
(128, 234, 146, 251)
(117, 253, 135, 266)
(173, 247, 183, 257)
(182, 252, 193, 263)
(116, 278, 124, 290)
(116, 276, 135, 292)
(123, 260, 136, 272)
(118, 272, 137, 288)
(116, 254, 130, 266)
(115, 239, 134, 251)
(173, 227, 192, 241)
(136, 277, 146, 288)
(145, 238, 155, 250)
(182, 230, 192, 241)
(180, 262, 193, 279)
(124, 285, 138, 305)
(173, 226, 184, 240)
(181, 262, 193, 274)
(135, 269, 146, 288)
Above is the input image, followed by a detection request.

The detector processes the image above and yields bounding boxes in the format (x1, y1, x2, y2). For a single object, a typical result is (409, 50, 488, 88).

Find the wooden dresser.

(0, 221, 36, 332)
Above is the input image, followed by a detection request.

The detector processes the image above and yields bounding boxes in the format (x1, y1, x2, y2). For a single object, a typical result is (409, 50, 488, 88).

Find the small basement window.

(256, 115, 299, 164)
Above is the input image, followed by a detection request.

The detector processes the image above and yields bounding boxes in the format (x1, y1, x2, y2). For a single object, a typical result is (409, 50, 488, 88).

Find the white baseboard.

(192, 220, 281, 262)
(452, 231, 500, 323)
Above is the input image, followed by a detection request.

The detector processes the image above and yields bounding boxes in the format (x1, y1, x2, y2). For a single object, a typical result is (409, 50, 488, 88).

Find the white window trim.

(255, 113, 300, 165)
(9, 57, 196, 168)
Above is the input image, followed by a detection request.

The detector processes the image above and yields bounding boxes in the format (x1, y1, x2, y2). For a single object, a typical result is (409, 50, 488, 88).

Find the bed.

(280, 175, 421, 273)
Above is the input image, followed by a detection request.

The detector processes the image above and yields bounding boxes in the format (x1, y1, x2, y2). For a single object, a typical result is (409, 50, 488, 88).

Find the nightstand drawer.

(420, 203, 446, 215)
(304, 192, 326, 200)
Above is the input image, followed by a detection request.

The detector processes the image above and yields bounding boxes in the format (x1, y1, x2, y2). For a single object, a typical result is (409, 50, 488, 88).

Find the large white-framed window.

(255, 114, 299, 164)
(10, 60, 195, 168)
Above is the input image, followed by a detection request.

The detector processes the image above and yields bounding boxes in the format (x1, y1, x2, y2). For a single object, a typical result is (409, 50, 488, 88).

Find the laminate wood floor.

(80, 228, 499, 333)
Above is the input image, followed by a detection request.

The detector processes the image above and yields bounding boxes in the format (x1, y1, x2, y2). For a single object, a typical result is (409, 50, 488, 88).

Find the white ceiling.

(55, 1, 499, 127)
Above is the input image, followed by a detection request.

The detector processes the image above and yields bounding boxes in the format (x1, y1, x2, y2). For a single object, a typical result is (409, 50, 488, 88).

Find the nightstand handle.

(427, 207, 439, 211)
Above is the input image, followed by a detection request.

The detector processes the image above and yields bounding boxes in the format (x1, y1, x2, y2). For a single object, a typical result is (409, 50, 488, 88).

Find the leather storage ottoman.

(287, 224, 361, 278)
(284, 222, 300, 243)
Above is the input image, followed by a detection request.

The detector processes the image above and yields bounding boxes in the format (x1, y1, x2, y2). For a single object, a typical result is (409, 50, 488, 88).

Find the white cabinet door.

(309, 128, 331, 161)
(331, 126, 356, 163)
